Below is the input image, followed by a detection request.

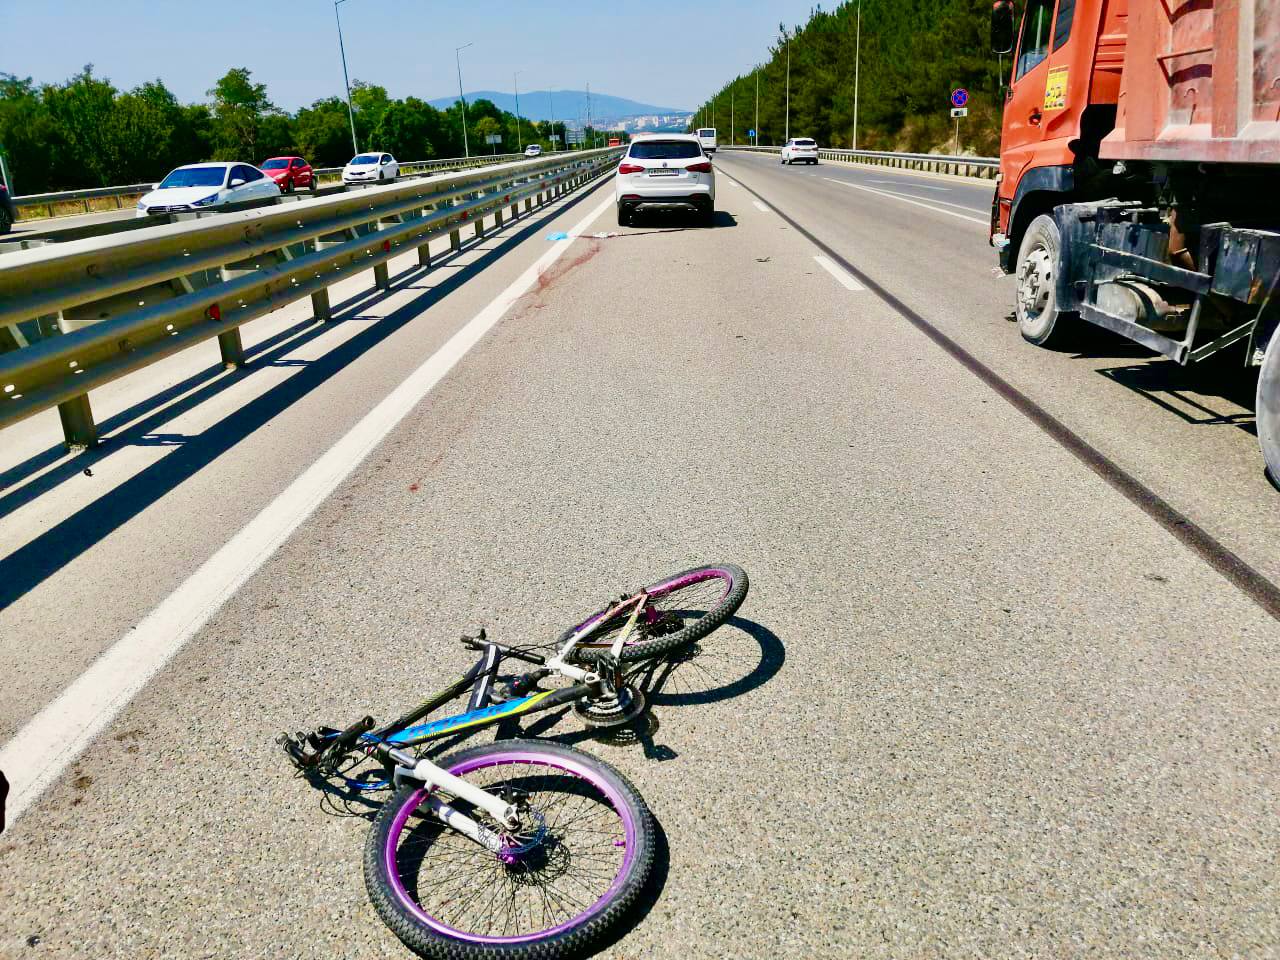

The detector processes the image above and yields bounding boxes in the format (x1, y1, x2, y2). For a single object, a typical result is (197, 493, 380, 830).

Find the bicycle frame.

(290, 596, 654, 856)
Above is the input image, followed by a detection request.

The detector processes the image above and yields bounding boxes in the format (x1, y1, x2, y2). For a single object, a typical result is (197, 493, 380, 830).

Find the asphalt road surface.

(1, 152, 1277, 959)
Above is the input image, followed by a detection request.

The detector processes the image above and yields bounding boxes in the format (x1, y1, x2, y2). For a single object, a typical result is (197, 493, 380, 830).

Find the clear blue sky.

(4, 0, 820, 112)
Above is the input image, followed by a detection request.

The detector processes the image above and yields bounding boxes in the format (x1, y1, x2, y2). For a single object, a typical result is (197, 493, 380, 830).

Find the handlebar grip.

(330, 715, 374, 754)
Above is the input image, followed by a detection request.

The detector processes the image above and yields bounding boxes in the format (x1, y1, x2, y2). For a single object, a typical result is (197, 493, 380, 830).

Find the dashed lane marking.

(823, 177, 987, 226)
(813, 255, 866, 291)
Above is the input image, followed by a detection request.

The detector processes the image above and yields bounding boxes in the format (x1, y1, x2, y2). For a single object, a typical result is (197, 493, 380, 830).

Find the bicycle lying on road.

(281, 563, 748, 960)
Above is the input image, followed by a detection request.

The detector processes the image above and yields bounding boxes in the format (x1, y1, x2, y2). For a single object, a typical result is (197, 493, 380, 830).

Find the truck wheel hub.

(1017, 247, 1053, 317)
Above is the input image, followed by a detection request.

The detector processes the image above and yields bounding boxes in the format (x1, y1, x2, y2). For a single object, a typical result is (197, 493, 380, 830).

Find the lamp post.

(548, 89, 556, 151)
(514, 71, 523, 152)
(852, 0, 862, 150)
(455, 42, 473, 158)
(785, 32, 791, 142)
(333, 0, 359, 156)
(755, 69, 760, 145)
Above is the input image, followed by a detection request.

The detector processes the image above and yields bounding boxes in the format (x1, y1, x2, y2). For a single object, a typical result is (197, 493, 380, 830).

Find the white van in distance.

(695, 128, 718, 154)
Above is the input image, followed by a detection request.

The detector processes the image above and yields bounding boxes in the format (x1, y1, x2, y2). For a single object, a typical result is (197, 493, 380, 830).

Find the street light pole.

(852, 0, 862, 150)
(548, 89, 556, 151)
(785, 34, 791, 142)
(334, 0, 359, 156)
(755, 69, 759, 145)
(730, 85, 734, 145)
(455, 42, 473, 158)
(514, 70, 523, 152)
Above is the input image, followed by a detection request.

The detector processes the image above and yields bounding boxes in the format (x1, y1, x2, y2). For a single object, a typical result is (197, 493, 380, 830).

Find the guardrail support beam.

(57, 393, 97, 450)
(449, 229, 461, 252)
(417, 243, 432, 268)
(373, 262, 391, 290)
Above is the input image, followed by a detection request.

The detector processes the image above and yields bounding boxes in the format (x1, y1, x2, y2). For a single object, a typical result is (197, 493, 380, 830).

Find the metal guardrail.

(0, 148, 623, 447)
(722, 144, 999, 179)
(10, 152, 537, 220)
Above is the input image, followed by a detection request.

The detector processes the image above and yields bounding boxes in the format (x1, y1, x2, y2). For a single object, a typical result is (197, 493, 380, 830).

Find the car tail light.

(618, 163, 644, 174)
(686, 161, 712, 173)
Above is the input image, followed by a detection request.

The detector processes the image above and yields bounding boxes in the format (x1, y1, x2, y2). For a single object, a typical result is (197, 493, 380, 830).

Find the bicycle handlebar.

(458, 632, 547, 666)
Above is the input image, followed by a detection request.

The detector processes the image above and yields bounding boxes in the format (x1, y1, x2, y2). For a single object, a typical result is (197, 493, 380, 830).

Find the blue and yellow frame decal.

(386, 691, 556, 744)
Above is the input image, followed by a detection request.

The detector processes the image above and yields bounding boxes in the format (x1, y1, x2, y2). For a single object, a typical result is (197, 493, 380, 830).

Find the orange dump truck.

(990, 0, 1280, 478)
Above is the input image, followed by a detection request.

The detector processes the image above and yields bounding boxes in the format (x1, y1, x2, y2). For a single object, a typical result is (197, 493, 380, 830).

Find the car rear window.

(795, 139, 816, 147)
(630, 141, 702, 160)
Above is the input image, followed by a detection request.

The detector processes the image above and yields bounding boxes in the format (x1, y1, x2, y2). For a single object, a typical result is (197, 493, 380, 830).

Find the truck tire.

(1015, 214, 1078, 348)
(1257, 329, 1280, 485)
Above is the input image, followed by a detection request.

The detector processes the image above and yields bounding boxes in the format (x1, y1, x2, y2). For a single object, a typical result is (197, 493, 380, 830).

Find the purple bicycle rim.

(384, 750, 638, 946)
(573, 566, 736, 640)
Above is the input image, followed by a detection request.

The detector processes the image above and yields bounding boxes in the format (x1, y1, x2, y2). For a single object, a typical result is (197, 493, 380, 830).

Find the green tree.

(208, 67, 275, 160)
(474, 116, 502, 152)
(374, 97, 438, 159)
(295, 97, 354, 166)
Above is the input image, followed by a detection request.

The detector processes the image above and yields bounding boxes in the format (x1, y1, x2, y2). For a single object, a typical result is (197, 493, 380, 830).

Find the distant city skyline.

(3, 0, 819, 112)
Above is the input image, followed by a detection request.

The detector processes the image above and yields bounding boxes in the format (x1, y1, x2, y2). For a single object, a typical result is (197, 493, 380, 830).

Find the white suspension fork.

(393, 754, 520, 853)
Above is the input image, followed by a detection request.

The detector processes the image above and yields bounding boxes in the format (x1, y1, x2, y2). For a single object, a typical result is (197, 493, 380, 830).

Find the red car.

(260, 156, 316, 193)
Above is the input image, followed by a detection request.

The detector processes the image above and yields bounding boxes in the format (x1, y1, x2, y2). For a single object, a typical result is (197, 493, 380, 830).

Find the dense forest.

(692, 0, 1005, 155)
(0, 67, 600, 195)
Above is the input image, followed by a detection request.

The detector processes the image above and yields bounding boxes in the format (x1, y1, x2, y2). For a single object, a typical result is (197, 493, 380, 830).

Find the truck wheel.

(1016, 214, 1078, 348)
(1257, 329, 1280, 486)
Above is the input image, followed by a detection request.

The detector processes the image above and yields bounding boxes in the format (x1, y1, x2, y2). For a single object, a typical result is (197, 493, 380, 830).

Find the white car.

(343, 152, 399, 184)
(695, 127, 718, 154)
(135, 163, 280, 216)
(524, 144, 543, 157)
(615, 134, 715, 226)
(781, 138, 819, 165)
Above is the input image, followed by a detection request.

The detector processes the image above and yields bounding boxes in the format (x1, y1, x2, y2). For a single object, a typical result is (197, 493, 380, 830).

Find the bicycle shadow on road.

(513, 615, 785, 760)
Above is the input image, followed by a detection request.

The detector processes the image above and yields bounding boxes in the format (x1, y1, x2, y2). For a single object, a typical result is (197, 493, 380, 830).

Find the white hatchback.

(136, 162, 280, 216)
(343, 152, 399, 184)
(781, 138, 819, 165)
(615, 135, 715, 226)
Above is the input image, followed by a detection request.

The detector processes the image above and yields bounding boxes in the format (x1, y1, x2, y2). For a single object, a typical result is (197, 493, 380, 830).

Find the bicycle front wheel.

(559, 563, 748, 662)
(364, 740, 654, 960)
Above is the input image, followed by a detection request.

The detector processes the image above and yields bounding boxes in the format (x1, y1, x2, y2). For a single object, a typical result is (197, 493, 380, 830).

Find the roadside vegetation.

(0, 67, 579, 194)
(692, 0, 1004, 155)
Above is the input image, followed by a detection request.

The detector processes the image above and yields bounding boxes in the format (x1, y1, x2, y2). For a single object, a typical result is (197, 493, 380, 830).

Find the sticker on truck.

(1043, 66, 1069, 111)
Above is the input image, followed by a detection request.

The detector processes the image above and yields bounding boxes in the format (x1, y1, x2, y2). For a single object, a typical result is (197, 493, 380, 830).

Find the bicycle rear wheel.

(559, 563, 748, 663)
(364, 740, 654, 960)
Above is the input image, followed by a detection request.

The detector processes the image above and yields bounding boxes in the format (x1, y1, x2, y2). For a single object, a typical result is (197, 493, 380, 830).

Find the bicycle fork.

(385, 746, 519, 854)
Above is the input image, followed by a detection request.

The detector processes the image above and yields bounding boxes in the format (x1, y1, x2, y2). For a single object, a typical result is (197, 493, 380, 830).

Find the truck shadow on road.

(1094, 355, 1258, 437)
(0, 182, 612, 612)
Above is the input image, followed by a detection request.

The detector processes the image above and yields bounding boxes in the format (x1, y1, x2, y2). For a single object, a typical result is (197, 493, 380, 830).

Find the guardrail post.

(494, 207, 504, 228)
(449, 228, 461, 252)
(474, 217, 485, 240)
(217, 329, 245, 367)
(57, 393, 98, 449)
(311, 289, 332, 322)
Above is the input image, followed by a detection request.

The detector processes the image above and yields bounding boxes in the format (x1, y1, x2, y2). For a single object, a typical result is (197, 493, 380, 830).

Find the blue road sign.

(748, 129, 756, 137)
(951, 88, 969, 108)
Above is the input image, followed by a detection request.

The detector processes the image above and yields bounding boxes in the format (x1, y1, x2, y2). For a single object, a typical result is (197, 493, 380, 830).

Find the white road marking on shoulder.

(823, 178, 987, 226)
(752, 200, 771, 213)
(868, 178, 949, 191)
(813, 255, 866, 291)
(0, 191, 618, 829)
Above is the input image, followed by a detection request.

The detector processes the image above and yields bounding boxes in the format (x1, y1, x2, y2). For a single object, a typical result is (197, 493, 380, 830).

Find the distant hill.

(428, 90, 691, 124)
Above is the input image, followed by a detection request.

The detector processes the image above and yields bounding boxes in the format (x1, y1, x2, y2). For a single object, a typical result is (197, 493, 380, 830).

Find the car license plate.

(649, 169, 678, 177)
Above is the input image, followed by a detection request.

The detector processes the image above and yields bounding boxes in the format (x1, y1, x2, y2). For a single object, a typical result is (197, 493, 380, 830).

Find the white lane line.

(868, 178, 949, 191)
(0, 191, 617, 829)
(823, 178, 987, 226)
(813, 255, 866, 291)
(752, 200, 771, 213)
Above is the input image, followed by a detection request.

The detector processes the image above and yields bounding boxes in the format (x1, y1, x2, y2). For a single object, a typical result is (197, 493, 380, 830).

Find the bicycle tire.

(364, 739, 654, 960)
(558, 563, 748, 663)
